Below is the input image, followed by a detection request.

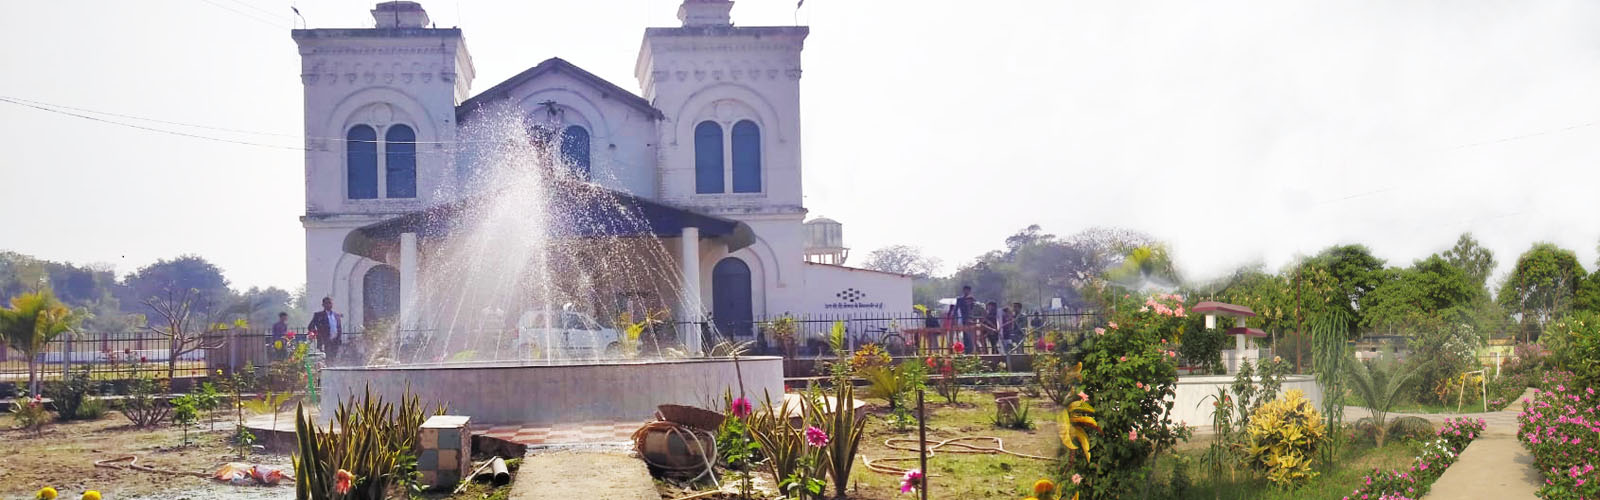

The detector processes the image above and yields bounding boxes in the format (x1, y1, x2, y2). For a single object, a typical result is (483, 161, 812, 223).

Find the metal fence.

(0, 329, 306, 389)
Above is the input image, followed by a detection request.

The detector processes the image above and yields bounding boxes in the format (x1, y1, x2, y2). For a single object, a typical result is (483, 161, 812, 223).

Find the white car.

(515, 310, 622, 357)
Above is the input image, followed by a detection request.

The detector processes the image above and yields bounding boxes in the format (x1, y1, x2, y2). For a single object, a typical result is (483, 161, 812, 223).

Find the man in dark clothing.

(270, 312, 291, 359)
(948, 285, 977, 349)
(307, 297, 344, 360)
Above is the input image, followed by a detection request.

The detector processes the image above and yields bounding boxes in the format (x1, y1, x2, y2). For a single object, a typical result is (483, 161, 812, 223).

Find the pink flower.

(729, 397, 752, 418)
(1120, 356, 1128, 362)
(1108, 322, 1118, 329)
(1071, 473, 1082, 485)
(1128, 428, 1138, 441)
(334, 469, 353, 494)
(1078, 392, 1089, 403)
(900, 469, 923, 493)
(805, 426, 829, 447)
(1136, 382, 1145, 390)
(1094, 327, 1106, 335)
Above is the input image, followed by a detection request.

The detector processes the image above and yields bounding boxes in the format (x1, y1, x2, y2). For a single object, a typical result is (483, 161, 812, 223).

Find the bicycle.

(857, 325, 912, 356)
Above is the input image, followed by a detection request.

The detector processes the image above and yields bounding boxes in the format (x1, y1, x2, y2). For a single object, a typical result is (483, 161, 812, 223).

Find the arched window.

(731, 120, 761, 193)
(385, 125, 417, 198)
(561, 126, 591, 180)
(346, 125, 379, 199)
(694, 121, 724, 194)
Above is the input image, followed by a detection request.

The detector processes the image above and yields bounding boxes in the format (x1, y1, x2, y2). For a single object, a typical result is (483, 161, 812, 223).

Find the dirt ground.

(0, 411, 293, 500)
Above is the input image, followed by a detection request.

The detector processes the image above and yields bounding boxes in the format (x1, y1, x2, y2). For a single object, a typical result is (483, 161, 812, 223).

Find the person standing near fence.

(948, 285, 977, 349)
(308, 297, 344, 361)
(270, 312, 290, 360)
(982, 301, 1001, 354)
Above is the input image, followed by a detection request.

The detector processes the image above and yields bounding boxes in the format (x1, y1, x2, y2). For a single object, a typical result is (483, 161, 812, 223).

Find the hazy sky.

(1, 0, 1597, 292)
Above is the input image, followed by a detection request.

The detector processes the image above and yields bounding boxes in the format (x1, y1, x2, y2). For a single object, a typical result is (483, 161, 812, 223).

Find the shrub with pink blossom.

(1344, 417, 1486, 500)
(1517, 376, 1600, 500)
(1064, 292, 1189, 499)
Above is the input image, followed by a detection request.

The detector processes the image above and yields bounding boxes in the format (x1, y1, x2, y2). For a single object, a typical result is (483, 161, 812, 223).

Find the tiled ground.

(472, 421, 644, 446)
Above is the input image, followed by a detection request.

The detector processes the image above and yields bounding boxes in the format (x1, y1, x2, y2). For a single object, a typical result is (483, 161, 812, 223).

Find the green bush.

(1387, 416, 1433, 442)
(45, 366, 100, 421)
(1244, 389, 1326, 488)
(1065, 293, 1187, 499)
(1542, 311, 1600, 388)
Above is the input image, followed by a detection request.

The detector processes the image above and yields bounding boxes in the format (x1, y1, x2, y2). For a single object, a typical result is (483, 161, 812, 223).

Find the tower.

(636, 0, 810, 321)
(293, 1, 474, 326)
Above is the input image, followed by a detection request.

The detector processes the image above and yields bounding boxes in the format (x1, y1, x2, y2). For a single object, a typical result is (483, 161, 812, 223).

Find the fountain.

(320, 103, 781, 427)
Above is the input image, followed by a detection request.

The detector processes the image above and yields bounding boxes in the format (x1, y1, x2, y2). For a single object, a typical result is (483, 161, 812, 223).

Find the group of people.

(265, 297, 346, 360)
(942, 285, 1032, 354)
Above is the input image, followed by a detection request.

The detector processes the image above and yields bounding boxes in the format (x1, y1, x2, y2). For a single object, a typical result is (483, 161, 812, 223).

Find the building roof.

(455, 57, 663, 122)
(343, 183, 752, 262)
(803, 261, 914, 279)
(1192, 301, 1256, 317)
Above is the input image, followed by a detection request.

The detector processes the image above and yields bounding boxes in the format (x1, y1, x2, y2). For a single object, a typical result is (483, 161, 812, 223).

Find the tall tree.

(1441, 233, 1496, 290)
(1296, 245, 1387, 327)
(1497, 243, 1585, 341)
(0, 289, 78, 395)
(859, 245, 942, 278)
(119, 255, 231, 316)
(1359, 255, 1481, 332)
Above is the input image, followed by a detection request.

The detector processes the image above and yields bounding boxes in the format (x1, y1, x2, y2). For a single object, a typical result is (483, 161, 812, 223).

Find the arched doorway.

(712, 257, 753, 338)
(363, 265, 400, 330)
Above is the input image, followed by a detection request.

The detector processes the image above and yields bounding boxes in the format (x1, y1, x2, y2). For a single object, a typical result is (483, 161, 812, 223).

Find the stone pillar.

(680, 227, 702, 355)
(400, 232, 420, 331)
(418, 415, 472, 490)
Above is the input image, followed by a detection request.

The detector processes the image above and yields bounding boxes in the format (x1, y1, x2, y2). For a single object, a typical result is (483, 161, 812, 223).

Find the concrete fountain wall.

(320, 356, 785, 425)
(1168, 374, 1323, 426)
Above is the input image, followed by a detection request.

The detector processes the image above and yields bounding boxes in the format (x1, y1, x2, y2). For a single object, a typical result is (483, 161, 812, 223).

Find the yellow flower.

(1024, 497, 1039, 500)
(81, 492, 101, 500)
(36, 487, 57, 500)
(1032, 478, 1055, 495)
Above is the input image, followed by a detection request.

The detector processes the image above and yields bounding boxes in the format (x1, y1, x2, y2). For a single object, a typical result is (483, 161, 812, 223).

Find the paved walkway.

(1339, 388, 1543, 500)
(509, 451, 656, 500)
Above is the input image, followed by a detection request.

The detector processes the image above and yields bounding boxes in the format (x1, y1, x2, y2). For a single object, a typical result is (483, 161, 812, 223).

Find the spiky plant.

(808, 381, 867, 499)
(293, 386, 444, 499)
(1344, 350, 1418, 447)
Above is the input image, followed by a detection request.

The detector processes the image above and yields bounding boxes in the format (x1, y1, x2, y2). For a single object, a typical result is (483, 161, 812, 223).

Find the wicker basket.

(657, 404, 726, 431)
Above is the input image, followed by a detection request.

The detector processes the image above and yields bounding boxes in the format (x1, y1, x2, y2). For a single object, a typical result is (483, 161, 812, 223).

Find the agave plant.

(293, 386, 445, 499)
(1058, 396, 1099, 463)
(807, 380, 866, 499)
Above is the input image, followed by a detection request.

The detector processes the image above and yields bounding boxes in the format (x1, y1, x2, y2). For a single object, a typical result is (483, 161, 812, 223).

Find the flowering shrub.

(1542, 312, 1600, 389)
(926, 349, 985, 404)
(11, 393, 50, 435)
(1065, 293, 1187, 499)
(1244, 389, 1327, 487)
(1517, 381, 1600, 499)
(1346, 417, 1487, 500)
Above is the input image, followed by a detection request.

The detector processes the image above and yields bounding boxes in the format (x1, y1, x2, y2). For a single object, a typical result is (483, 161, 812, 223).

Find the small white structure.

(294, 1, 910, 343)
(1193, 301, 1267, 374)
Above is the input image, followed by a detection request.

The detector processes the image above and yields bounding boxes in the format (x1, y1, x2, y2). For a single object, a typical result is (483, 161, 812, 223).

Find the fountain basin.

(320, 356, 784, 425)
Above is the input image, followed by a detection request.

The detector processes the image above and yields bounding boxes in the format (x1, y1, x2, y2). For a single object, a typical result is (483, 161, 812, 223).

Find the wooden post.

(918, 389, 928, 500)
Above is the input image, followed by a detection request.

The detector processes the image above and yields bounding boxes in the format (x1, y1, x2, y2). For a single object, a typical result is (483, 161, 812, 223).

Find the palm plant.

(0, 290, 77, 395)
(1344, 350, 1418, 447)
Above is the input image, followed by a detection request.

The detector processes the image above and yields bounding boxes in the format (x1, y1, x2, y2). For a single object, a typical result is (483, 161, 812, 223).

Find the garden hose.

(861, 436, 1053, 476)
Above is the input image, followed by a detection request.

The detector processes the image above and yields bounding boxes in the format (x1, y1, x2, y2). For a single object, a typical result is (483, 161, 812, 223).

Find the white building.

(295, 0, 910, 348)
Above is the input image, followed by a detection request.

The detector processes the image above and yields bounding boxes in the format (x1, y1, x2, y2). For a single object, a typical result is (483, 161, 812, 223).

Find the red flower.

(334, 469, 353, 494)
(952, 341, 965, 354)
(925, 357, 937, 369)
(139, 356, 147, 364)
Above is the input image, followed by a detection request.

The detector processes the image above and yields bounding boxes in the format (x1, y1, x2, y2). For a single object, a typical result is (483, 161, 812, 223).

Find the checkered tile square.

(472, 420, 643, 445)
